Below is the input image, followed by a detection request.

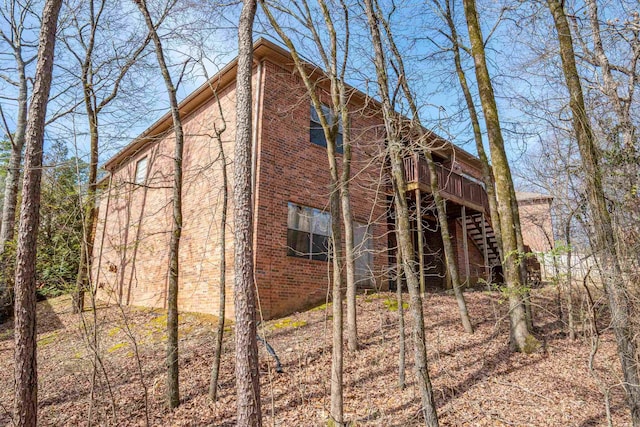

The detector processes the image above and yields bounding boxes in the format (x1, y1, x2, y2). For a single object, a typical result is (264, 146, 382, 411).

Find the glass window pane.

(310, 128, 326, 147)
(135, 157, 148, 184)
(288, 202, 311, 232)
(354, 222, 373, 285)
(311, 234, 330, 261)
(310, 104, 320, 123)
(312, 210, 331, 236)
(287, 229, 310, 257)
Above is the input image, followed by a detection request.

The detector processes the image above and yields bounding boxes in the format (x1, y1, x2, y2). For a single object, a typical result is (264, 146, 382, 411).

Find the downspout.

(251, 58, 264, 317)
(251, 59, 263, 212)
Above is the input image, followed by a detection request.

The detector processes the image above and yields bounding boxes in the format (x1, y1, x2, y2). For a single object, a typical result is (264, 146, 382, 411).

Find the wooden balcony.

(403, 153, 489, 214)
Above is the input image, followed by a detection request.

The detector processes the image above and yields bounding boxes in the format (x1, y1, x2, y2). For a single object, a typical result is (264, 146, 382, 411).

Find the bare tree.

(363, 0, 439, 424)
(0, 0, 38, 319)
(12, 0, 63, 425)
(261, 0, 361, 353)
(133, 0, 185, 409)
(461, 0, 537, 352)
(260, 2, 349, 422)
(546, 0, 640, 422)
(59, 0, 151, 312)
(0, 0, 37, 256)
(234, 0, 261, 425)
(207, 86, 228, 402)
(374, 0, 473, 333)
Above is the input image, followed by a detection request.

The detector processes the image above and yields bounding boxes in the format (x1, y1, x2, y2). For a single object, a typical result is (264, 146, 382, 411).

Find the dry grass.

(0, 286, 629, 426)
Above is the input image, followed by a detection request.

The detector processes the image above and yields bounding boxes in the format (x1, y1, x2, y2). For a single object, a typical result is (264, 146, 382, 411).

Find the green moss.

(37, 331, 59, 347)
(273, 318, 308, 329)
(107, 342, 127, 353)
(522, 334, 541, 354)
(383, 299, 408, 312)
(310, 302, 331, 312)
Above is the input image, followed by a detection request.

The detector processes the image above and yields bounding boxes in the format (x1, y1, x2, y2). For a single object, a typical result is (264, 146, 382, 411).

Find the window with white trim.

(135, 156, 148, 185)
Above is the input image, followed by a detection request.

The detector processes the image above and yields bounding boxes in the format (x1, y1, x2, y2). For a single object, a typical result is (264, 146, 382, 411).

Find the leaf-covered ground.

(0, 287, 630, 426)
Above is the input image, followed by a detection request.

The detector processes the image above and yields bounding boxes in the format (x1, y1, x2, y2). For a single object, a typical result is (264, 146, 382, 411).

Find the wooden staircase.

(463, 213, 501, 268)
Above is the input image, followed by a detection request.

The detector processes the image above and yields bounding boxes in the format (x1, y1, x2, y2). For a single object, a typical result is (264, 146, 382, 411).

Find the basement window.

(135, 156, 148, 185)
(310, 103, 343, 154)
(287, 202, 331, 261)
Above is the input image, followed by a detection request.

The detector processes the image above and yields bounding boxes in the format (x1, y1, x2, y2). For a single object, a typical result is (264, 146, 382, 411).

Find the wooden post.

(481, 213, 489, 280)
(416, 188, 425, 296)
(461, 205, 470, 284)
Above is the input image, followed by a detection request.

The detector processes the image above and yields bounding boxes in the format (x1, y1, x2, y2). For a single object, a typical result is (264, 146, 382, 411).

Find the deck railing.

(403, 153, 489, 213)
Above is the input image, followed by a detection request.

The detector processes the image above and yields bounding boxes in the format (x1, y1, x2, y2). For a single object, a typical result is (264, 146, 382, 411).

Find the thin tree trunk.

(12, 0, 62, 425)
(71, 0, 150, 313)
(395, 222, 406, 390)
(363, 1, 439, 424)
(547, 1, 640, 422)
(0, 15, 29, 318)
(426, 157, 474, 333)
(72, 111, 98, 313)
(441, 0, 503, 260)
(134, 0, 185, 409)
(0, 8, 28, 255)
(259, 3, 346, 420)
(375, 5, 473, 333)
(209, 91, 228, 402)
(234, 1, 261, 425)
(461, 0, 536, 352)
(72, 0, 100, 313)
(391, 148, 440, 427)
(330, 186, 344, 426)
(565, 216, 575, 340)
(340, 109, 358, 353)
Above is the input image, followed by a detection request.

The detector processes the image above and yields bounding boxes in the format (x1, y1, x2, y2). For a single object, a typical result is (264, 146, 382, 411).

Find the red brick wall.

(518, 198, 554, 253)
(92, 54, 489, 320)
(253, 60, 389, 319)
(449, 218, 487, 285)
(92, 78, 241, 318)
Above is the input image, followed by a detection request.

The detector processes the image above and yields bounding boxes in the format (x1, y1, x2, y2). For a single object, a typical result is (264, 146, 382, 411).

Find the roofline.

(103, 37, 483, 172)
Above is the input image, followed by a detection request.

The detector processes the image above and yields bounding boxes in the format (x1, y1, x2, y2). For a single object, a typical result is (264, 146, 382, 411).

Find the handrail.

(403, 154, 489, 213)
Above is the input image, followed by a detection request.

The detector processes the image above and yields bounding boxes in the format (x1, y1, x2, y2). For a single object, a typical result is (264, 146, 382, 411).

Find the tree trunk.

(72, 110, 98, 313)
(461, 0, 536, 352)
(443, 0, 504, 262)
(12, 0, 62, 425)
(0, 16, 29, 256)
(134, 0, 185, 409)
(547, 1, 640, 422)
(234, 1, 261, 425)
(391, 147, 440, 427)
(340, 107, 358, 353)
(258, 4, 347, 420)
(330, 184, 344, 426)
(363, 1, 439, 424)
(374, 5, 473, 333)
(0, 32, 29, 319)
(425, 157, 474, 334)
(209, 93, 229, 402)
(395, 223, 406, 390)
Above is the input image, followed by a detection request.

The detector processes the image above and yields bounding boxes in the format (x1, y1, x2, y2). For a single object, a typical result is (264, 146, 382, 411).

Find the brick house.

(91, 38, 537, 320)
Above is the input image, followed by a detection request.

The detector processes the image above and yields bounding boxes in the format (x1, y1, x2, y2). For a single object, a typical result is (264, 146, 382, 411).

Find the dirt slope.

(0, 288, 628, 426)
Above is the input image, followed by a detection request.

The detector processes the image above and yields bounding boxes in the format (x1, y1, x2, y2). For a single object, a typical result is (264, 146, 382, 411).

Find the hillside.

(0, 287, 629, 426)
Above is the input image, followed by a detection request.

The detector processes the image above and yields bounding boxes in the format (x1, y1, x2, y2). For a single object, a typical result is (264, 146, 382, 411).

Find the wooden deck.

(403, 153, 489, 214)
